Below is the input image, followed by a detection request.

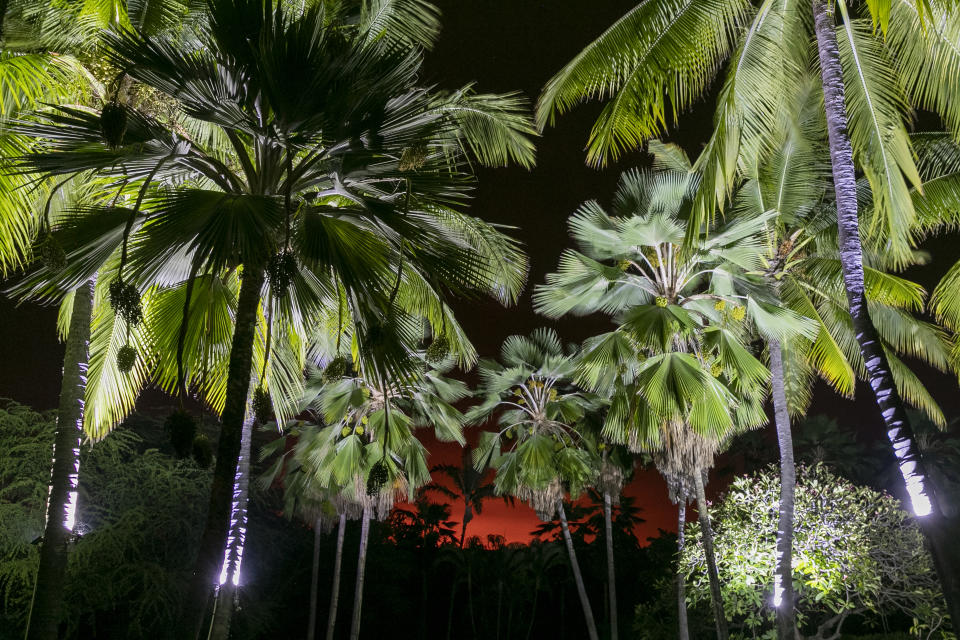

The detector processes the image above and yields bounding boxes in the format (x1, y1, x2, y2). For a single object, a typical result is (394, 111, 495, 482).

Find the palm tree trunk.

(209, 412, 255, 640)
(524, 576, 540, 640)
(676, 502, 689, 640)
(459, 501, 472, 548)
(557, 501, 599, 640)
(693, 472, 728, 640)
(184, 264, 265, 639)
(603, 490, 619, 640)
(349, 505, 371, 640)
(325, 513, 347, 640)
(25, 279, 94, 640)
(445, 581, 458, 640)
(811, 0, 960, 626)
(768, 339, 797, 639)
(306, 517, 322, 640)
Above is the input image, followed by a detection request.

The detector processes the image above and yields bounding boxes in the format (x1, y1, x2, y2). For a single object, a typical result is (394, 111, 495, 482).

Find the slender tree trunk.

(557, 501, 599, 640)
(325, 513, 347, 640)
(603, 491, 619, 640)
(768, 339, 797, 639)
(811, 0, 960, 626)
(306, 517, 322, 640)
(25, 279, 93, 640)
(459, 501, 472, 548)
(445, 581, 458, 640)
(524, 576, 540, 640)
(209, 412, 255, 640)
(496, 580, 503, 640)
(349, 505, 371, 640)
(184, 265, 265, 639)
(676, 502, 689, 640)
(467, 561, 477, 639)
(693, 472, 728, 640)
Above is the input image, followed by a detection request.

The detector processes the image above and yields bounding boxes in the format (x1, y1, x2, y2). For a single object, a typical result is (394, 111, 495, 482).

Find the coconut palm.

(536, 1, 960, 622)
(534, 162, 775, 639)
(11, 1, 535, 634)
(0, 3, 207, 638)
(427, 444, 513, 547)
(469, 328, 604, 640)
(694, 91, 956, 631)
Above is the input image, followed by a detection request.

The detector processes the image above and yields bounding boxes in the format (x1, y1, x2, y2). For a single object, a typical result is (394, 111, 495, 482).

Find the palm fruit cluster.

(655, 296, 668, 307)
(253, 386, 273, 423)
(322, 355, 349, 382)
(192, 434, 213, 468)
(398, 142, 428, 171)
(100, 100, 127, 148)
(710, 362, 723, 377)
(36, 233, 67, 272)
(116, 344, 138, 373)
(714, 299, 726, 311)
(730, 305, 746, 322)
(366, 460, 389, 496)
(425, 335, 450, 364)
(267, 250, 297, 297)
(165, 409, 198, 458)
(109, 279, 143, 326)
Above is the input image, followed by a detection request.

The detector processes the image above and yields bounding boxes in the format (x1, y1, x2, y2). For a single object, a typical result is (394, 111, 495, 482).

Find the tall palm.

(12, 1, 535, 635)
(0, 3, 202, 638)
(534, 163, 773, 639)
(536, 0, 960, 622)
(269, 353, 469, 640)
(427, 444, 512, 547)
(469, 328, 603, 640)
(728, 87, 958, 633)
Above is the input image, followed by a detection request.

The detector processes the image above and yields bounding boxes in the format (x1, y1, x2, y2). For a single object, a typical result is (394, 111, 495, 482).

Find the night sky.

(3, 0, 960, 544)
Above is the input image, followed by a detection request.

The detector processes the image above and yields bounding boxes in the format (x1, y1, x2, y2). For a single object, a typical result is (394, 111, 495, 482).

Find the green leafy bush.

(679, 465, 952, 639)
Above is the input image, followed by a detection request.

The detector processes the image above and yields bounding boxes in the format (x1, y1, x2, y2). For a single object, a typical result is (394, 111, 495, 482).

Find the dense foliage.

(679, 466, 949, 639)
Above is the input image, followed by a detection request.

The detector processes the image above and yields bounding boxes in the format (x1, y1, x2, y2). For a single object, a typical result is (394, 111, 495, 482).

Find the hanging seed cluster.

(398, 142, 428, 171)
(253, 386, 273, 423)
(116, 344, 137, 373)
(425, 335, 450, 364)
(366, 460, 389, 496)
(100, 101, 127, 148)
(109, 280, 143, 326)
(36, 233, 66, 272)
(164, 409, 198, 458)
(267, 251, 297, 297)
(322, 355, 349, 382)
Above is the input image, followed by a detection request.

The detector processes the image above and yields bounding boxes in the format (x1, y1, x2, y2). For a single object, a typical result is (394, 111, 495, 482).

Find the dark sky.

(3, 0, 960, 544)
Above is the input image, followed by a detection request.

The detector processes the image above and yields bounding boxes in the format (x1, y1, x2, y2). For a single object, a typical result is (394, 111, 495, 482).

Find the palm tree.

(469, 328, 603, 640)
(0, 3, 203, 637)
(427, 444, 512, 547)
(534, 164, 774, 639)
(536, 1, 960, 623)
(12, 1, 535, 634)
(266, 351, 469, 640)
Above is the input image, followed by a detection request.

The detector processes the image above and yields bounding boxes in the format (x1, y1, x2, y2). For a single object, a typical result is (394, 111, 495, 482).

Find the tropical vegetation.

(2, 0, 960, 638)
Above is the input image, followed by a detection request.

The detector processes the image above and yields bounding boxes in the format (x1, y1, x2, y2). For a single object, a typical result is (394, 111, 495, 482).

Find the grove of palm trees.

(2, 0, 960, 639)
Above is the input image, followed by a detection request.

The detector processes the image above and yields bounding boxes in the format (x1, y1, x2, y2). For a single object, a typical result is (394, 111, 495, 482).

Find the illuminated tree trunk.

(306, 517, 322, 640)
(769, 339, 797, 639)
(811, 0, 960, 626)
(184, 264, 265, 639)
(557, 501, 599, 640)
(603, 490, 618, 640)
(693, 472, 728, 640)
(676, 502, 689, 640)
(349, 504, 371, 640)
(25, 279, 93, 640)
(208, 412, 255, 640)
(324, 513, 347, 640)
